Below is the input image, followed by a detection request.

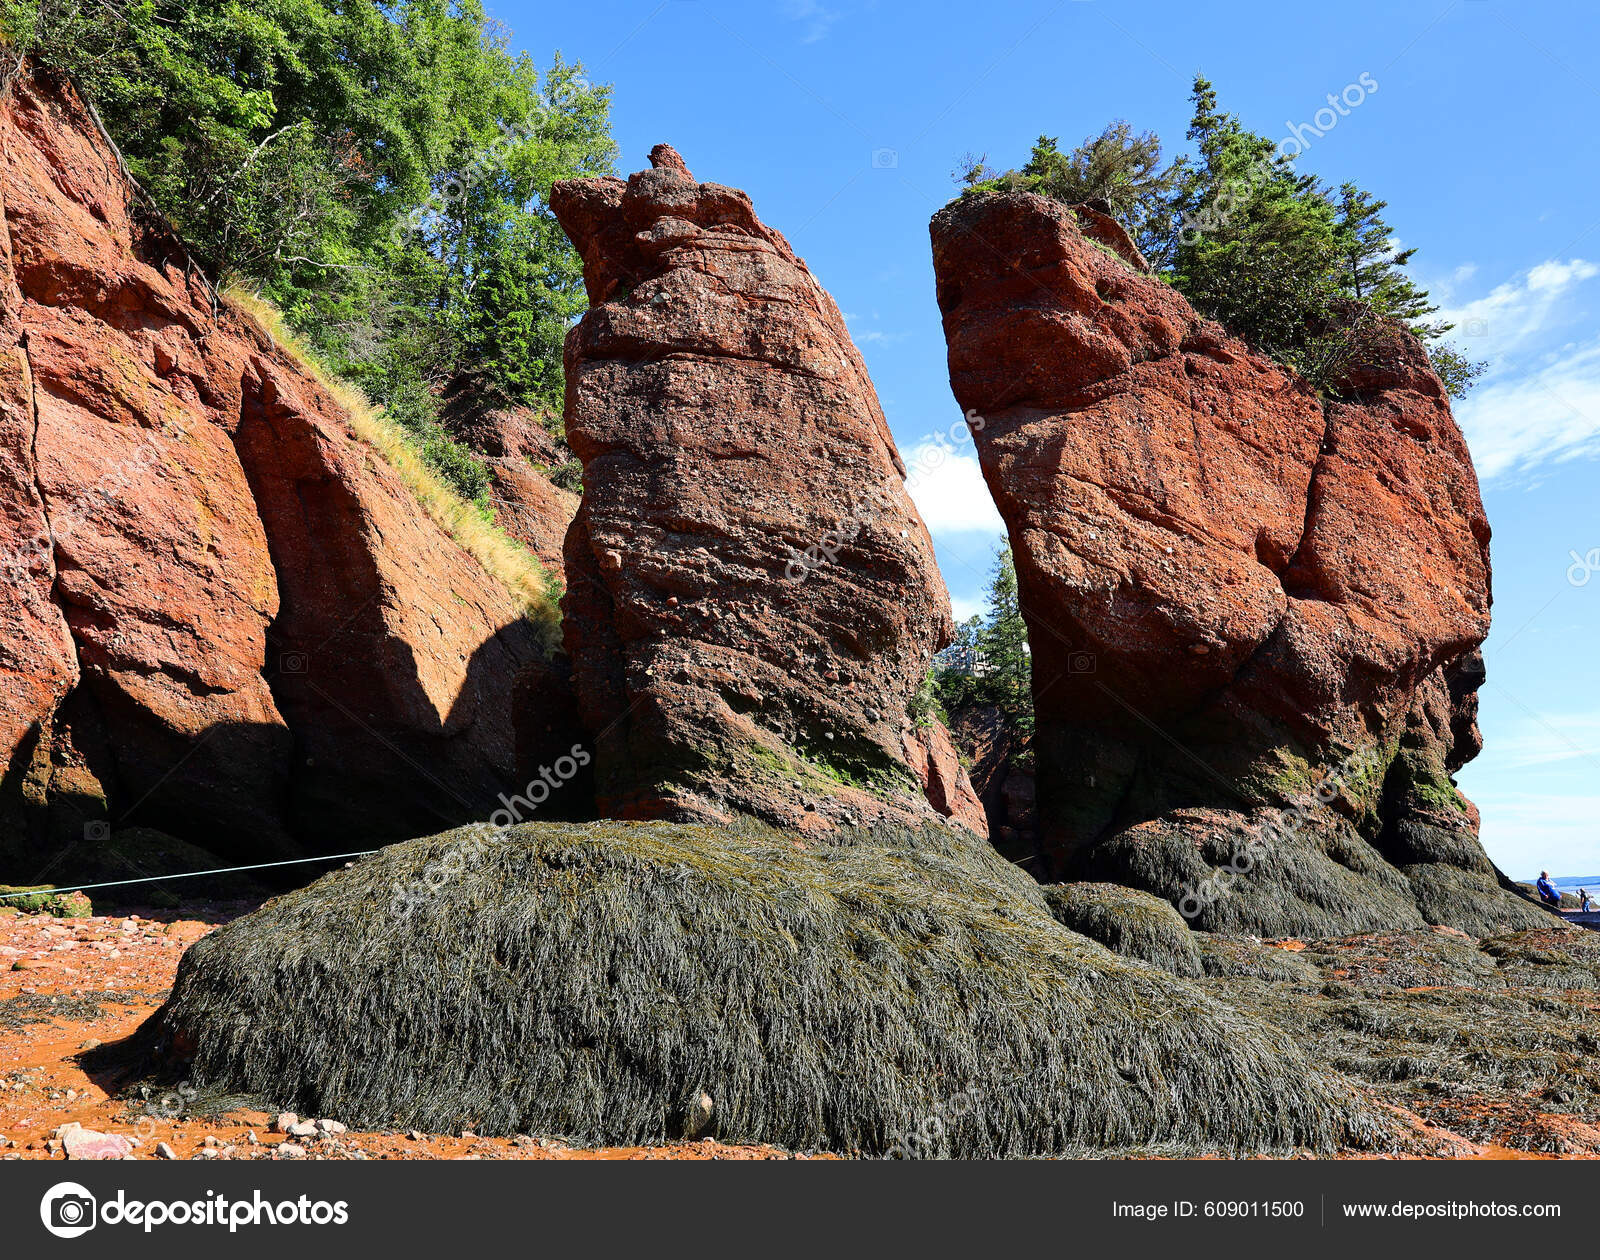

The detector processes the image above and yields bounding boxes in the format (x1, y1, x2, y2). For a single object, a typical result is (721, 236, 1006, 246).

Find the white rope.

(0, 850, 381, 901)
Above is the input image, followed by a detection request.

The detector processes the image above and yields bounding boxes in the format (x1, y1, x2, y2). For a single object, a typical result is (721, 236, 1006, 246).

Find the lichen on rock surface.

(551, 145, 969, 832)
(930, 191, 1548, 937)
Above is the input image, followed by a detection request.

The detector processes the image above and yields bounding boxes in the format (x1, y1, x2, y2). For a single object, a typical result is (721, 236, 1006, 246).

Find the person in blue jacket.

(1535, 871, 1564, 910)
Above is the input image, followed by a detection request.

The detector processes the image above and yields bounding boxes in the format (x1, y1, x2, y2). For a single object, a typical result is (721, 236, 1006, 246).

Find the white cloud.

(950, 594, 986, 623)
(781, 0, 839, 42)
(1458, 333, 1600, 480)
(1435, 256, 1600, 481)
(1439, 256, 1597, 353)
(1528, 259, 1599, 292)
(854, 329, 906, 345)
(903, 443, 1005, 537)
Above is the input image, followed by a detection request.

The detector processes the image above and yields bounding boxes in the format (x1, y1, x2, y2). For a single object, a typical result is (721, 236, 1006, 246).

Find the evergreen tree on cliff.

(965, 74, 1484, 396)
(933, 543, 1033, 745)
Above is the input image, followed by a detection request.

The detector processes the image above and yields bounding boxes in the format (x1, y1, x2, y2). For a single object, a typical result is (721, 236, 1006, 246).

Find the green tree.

(1023, 123, 1182, 266)
(1170, 75, 1349, 382)
(930, 543, 1034, 743)
(1, 0, 615, 497)
(972, 75, 1484, 398)
(1331, 182, 1486, 390)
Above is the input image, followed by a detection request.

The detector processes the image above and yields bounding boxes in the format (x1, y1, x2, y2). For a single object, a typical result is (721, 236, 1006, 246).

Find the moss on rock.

(0, 884, 92, 917)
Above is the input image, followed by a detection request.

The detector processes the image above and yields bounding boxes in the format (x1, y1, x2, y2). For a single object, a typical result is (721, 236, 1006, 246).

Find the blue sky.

(496, 0, 1600, 879)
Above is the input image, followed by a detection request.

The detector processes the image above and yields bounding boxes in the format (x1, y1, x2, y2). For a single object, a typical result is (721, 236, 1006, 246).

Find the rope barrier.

(0, 849, 382, 901)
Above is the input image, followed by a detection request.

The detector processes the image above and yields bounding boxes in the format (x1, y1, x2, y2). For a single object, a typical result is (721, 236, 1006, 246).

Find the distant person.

(1582, 889, 1593, 914)
(1535, 871, 1563, 910)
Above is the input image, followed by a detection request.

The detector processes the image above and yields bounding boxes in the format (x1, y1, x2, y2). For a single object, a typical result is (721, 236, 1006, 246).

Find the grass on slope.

(223, 285, 560, 638)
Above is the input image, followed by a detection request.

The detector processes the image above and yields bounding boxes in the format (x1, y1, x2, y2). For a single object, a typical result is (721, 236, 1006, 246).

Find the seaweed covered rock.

(1042, 882, 1202, 978)
(0, 66, 554, 866)
(549, 147, 955, 832)
(1196, 934, 1322, 984)
(0, 883, 91, 917)
(138, 819, 1388, 1156)
(1202, 926, 1600, 1154)
(929, 191, 1545, 937)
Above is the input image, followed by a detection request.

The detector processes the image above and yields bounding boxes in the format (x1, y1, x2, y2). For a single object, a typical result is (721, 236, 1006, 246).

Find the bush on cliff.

(226, 286, 560, 630)
(132, 819, 1392, 1156)
(0, 0, 614, 498)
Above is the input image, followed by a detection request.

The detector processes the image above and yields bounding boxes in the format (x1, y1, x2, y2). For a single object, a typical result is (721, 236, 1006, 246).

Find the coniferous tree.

(1022, 123, 1180, 264)
(930, 544, 1034, 745)
(966, 74, 1486, 397)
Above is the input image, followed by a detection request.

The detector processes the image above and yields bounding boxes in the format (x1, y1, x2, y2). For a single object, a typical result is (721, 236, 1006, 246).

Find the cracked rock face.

(551, 146, 968, 831)
(0, 68, 550, 864)
(930, 192, 1546, 935)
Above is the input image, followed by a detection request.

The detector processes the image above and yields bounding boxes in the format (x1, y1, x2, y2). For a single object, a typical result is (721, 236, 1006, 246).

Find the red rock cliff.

(0, 66, 554, 870)
(931, 191, 1545, 936)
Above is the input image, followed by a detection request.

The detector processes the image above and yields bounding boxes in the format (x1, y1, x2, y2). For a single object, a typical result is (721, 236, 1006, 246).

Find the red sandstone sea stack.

(551, 145, 981, 834)
(930, 190, 1545, 936)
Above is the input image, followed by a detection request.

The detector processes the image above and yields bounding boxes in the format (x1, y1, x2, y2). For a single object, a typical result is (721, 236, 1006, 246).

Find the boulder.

(1042, 882, 1203, 978)
(930, 191, 1545, 936)
(0, 66, 557, 865)
(550, 146, 953, 830)
(135, 818, 1390, 1156)
(57, 1122, 132, 1161)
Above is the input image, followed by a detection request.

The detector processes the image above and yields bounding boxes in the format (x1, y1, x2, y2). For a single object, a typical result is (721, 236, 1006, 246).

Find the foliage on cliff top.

(226, 285, 561, 637)
(956, 77, 1484, 397)
(1, 0, 613, 498)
